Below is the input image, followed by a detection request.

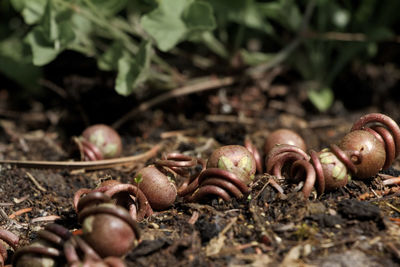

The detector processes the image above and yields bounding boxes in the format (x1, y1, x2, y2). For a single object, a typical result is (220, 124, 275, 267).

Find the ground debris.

(338, 199, 382, 221)
(126, 238, 172, 258)
(313, 249, 389, 267)
(2, 105, 400, 266)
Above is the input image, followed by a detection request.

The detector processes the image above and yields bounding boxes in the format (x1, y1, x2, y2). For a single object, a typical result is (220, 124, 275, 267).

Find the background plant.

(1, 0, 400, 111)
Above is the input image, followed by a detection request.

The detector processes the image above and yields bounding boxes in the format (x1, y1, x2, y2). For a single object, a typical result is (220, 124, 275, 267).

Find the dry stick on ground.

(112, 76, 237, 129)
(0, 208, 8, 223)
(305, 31, 400, 43)
(26, 172, 47, 192)
(0, 145, 160, 170)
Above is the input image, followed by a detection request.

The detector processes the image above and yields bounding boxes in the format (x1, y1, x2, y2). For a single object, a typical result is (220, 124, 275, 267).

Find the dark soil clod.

(338, 199, 382, 221)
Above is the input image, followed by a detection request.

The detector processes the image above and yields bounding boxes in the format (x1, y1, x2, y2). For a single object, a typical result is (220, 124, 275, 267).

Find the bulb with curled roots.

(73, 182, 153, 222)
(134, 165, 178, 211)
(73, 124, 122, 161)
(0, 228, 19, 266)
(64, 235, 127, 267)
(206, 145, 257, 184)
(12, 224, 70, 267)
(264, 129, 306, 156)
(181, 145, 257, 202)
(78, 202, 140, 258)
(244, 138, 263, 174)
(265, 113, 400, 197)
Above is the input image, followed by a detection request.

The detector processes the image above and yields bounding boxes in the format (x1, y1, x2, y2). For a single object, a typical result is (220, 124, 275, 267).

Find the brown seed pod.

(79, 203, 140, 258)
(135, 165, 177, 210)
(74, 182, 153, 221)
(207, 145, 256, 185)
(264, 129, 306, 156)
(266, 144, 312, 197)
(12, 224, 70, 267)
(13, 243, 61, 267)
(339, 130, 386, 179)
(184, 168, 250, 202)
(0, 228, 19, 266)
(75, 124, 122, 161)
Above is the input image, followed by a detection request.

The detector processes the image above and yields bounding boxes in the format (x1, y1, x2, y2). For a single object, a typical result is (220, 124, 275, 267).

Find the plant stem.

(201, 32, 229, 59)
(233, 23, 245, 54)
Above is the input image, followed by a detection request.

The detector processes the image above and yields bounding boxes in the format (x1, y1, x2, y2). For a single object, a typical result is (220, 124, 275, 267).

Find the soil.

(1, 53, 400, 266)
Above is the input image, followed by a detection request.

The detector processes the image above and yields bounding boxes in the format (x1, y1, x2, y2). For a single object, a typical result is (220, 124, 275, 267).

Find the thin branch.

(112, 76, 237, 129)
(0, 145, 160, 171)
(38, 79, 68, 99)
(26, 172, 47, 192)
(305, 31, 400, 43)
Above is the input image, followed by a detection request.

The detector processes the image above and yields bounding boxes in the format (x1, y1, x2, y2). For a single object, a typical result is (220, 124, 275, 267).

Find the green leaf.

(196, 32, 229, 59)
(240, 49, 274, 66)
(134, 173, 143, 184)
(281, 0, 302, 31)
(136, 41, 152, 71)
(115, 42, 152, 96)
(86, 0, 128, 15)
(25, 28, 60, 66)
(67, 12, 96, 57)
(206, 0, 273, 34)
(241, 3, 273, 33)
(182, 1, 216, 30)
(258, 0, 301, 32)
(41, 0, 58, 41)
(116, 54, 135, 95)
(57, 21, 76, 46)
(24, 1, 76, 66)
(41, 1, 75, 44)
(10, 0, 25, 11)
(25, 20, 75, 66)
(11, 0, 48, 24)
(0, 37, 41, 89)
(308, 87, 334, 112)
(141, 0, 216, 51)
(140, 0, 188, 51)
(98, 42, 124, 71)
(258, 2, 280, 19)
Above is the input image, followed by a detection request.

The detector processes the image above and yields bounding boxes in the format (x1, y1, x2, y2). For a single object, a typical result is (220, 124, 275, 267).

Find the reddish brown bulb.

(79, 203, 139, 257)
(0, 228, 19, 266)
(264, 129, 306, 156)
(339, 130, 386, 179)
(135, 166, 177, 210)
(77, 124, 122, 160)
(207, 145, 256, 185)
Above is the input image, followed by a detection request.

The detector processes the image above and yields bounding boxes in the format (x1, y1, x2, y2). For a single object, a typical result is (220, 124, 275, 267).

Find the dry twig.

(0, 145, 160, 170)
(26, 172, 47, 192)
(8, 207, 32, 219)
(31, 215, 61, 223)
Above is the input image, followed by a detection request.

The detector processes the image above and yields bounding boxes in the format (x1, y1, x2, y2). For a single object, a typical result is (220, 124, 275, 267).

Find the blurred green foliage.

(1, 0, 400, 111)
